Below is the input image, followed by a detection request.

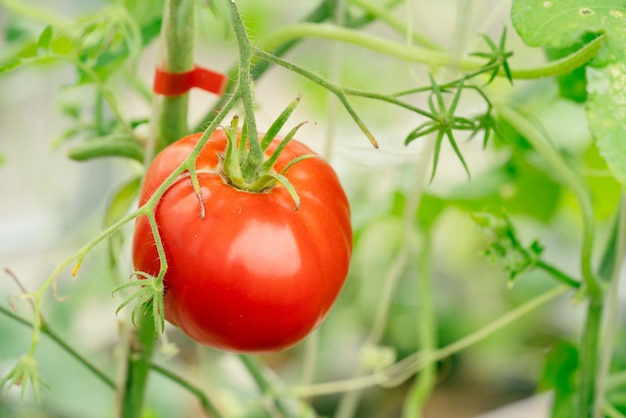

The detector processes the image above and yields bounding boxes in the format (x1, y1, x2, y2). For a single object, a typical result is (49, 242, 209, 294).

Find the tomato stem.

(495, 104, 609, 418)
(156, 0, 195, 149)
(253, 47, 379, 148)
(593, 200, 626, 417)
(261, 24, 605, 80)
(192, 0, 366, 133)
(495, 104, 600, 298)
(288, 286, 569, 398)
(229, 3, 264, 181)
(402, 231, 437, 418)
(120, 306, 157, 418)
(240, 355, 298, 418)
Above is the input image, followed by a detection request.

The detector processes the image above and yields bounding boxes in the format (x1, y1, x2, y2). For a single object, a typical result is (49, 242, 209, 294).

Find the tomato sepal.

(0, 355, 48, 403)
(219, 97, 313, 197)
(112, 271, 166, 334)
(260, 95, 301, 151)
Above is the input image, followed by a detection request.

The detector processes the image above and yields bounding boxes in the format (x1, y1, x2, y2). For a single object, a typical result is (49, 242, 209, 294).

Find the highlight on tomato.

(132, 124, 352, 353)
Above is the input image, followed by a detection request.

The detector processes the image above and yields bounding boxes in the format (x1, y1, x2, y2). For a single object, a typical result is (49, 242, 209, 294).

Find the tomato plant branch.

(495, 104, 600, 298)
(240, 355, 296, 418)
(335, 144, 433, 418)
(120, 306, 157, 418)
(252, 47, 378, 148)
(0, 304, 115, 390)
(535, 260, 582, 289)
(0, 304, 223, 416)
(192, 0, 393, 133)
(286, 285, 569, 398)
(229, 3, 264, 176)
(0, 86, 239, 401)
(261, 24, 605, 80)
(149, 362, 224, 418)
(156, 0, 195, 149)
(495, 104, 604, 418)
(594, 196, 626, 418)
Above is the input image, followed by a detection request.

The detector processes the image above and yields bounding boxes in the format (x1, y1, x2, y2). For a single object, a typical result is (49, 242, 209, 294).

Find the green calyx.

(220, 96, 316, 210)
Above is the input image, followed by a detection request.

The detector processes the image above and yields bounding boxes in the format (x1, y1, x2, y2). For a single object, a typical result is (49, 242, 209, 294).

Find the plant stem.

(495, 104, 607, 418)
(192, 0, 392, 133)
(495, 104, 600, 297)
(288, 286, 569, 398)
(0, 305, 115, 390)
(335, 157, 427, 418)
(593, 196, 626, 418)
(120, 306, 157, 418)
(261, 24, 604, 80)
(578, 300, 603, 418)
(0, 298, 224, 417)
(239, 355, 295, 418)
(119, 0, 195, 415)
(252, 48, 378, 147)
(149, 362, 224, 418)
(156, 0, 195, 150)
(349, 0, 444, 51)
(228, 1, 263, 175)
(535, 260, 581, 289)
(402, 232, 437, 418)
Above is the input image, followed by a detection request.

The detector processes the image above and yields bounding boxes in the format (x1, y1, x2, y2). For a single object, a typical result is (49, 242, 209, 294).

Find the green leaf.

(0, 59, 23, 74)
(584, 142, 621, 220)
(512, 0, 626, 184)
(540, 340, 579, 418)
(545, 35, 598, 103)
(37, 25, 53, 52)
(416, 193, 447, 231)
(105, 176, 141, 228)
(511, 0, 625, 58)
(105, 176, 141, 277)
(586, 63, 626, 185)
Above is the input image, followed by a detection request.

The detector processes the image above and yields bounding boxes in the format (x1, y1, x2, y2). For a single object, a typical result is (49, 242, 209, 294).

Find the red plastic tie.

(153, 65, 227, 96)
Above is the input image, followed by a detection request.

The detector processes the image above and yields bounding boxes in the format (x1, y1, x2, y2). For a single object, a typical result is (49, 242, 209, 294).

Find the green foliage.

(540, 341, 579, 418)
(105, 176, 142, 277)
(473, 212, 544, 285)
(545, 34, 598, 103)
(512, 0, 626, 185)
(1, 6, 151, 163)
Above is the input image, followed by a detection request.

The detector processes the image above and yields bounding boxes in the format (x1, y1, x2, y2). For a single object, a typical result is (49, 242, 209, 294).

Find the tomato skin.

(132, 130, 352, 353)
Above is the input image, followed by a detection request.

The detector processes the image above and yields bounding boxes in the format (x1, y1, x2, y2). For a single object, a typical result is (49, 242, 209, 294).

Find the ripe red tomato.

(132, 130, 352, 353)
